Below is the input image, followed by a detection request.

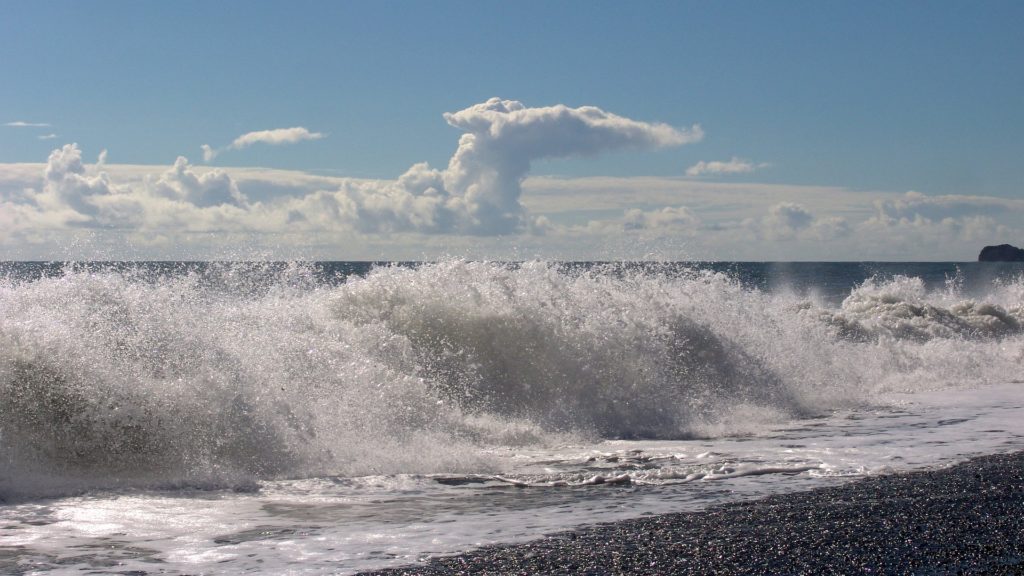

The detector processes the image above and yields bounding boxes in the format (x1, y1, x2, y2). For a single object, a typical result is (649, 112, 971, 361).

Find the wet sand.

(363, 452, 1024, 575)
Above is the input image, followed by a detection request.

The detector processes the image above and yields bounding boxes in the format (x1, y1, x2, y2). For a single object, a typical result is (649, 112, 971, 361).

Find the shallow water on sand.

(3, 382, 1022, 575)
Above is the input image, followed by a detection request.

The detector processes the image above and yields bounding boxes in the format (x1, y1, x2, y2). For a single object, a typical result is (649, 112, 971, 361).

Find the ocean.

(1, 260, 1023, 574)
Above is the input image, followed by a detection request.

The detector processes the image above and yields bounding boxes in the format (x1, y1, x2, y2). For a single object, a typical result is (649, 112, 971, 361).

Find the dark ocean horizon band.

(3, 260, 1022, 305)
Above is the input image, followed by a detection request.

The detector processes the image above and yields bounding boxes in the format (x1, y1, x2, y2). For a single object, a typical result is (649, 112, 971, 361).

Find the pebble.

(361, 452, 1024, 575)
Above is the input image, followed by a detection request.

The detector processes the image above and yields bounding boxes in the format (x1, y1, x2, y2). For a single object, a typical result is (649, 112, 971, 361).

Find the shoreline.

(362, 451, 1024, 575)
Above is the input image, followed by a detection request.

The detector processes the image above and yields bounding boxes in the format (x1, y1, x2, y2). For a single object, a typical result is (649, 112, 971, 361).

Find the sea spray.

(330, 261, 861, 436)
(820, 274, 1024, 342)
(1, 260, 1022, 500)
(0, 264, 494, 499)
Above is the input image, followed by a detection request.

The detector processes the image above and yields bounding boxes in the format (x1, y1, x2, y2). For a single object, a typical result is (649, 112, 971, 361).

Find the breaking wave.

(819, 274, 1024, 341)
(1, 261, 1021, 499)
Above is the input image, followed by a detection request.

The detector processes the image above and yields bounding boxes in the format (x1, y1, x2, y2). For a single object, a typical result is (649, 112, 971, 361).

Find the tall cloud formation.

(203, 127, 325, 162)
(277, 98, 703, 236)
(437, 98, 702, 233)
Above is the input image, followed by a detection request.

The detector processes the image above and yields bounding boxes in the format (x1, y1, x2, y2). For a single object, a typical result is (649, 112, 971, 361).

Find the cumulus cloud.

(623, 206, 700, 230)
(6, 143, 446, 241)
(5, 121, 51, 127)
(283, 162, 456, 234)
(28, 143, 131, 227)
(753, 202, 849, 241)
(202, 126, 325, 161)
(871, 191, 1024, 224)
(559, 205, 703, 240)
(852, 191, 1024, 255)
(3, 144, 260, 237)
(685, 157, 768, 177)
(765, 202, 814, 233)
(853, 211, 1013, 260)
(439, 97, 702, 233)
(150, 157, 249, 208)
(810, 216, 851, 241)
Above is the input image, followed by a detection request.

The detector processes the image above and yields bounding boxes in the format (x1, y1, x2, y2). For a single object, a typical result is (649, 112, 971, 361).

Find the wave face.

(2, 261, 1022, 498)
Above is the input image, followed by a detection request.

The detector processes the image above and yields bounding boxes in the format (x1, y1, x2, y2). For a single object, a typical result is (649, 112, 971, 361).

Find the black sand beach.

(364, 452, 1024, 575)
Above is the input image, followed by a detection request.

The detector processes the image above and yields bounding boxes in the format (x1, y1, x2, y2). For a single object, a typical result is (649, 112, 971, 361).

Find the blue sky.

(2, 1, 1023, 260)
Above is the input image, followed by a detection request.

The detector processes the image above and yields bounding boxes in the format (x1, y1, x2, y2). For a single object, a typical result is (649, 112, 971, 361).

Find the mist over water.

(1, 260, 1022, 501)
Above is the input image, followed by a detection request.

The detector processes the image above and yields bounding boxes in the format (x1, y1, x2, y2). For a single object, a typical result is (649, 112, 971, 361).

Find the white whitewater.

(1, 261, 1022, 574)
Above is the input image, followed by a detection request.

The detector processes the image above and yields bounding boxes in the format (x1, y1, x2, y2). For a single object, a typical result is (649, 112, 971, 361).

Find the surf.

(1, 260, 1021, 500)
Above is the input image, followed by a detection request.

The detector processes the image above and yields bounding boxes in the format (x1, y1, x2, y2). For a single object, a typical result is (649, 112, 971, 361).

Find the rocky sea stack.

(978, 244, 1024, 262)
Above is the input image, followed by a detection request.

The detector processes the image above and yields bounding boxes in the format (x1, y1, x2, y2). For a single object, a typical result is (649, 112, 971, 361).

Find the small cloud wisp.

(686, 157, 768, 177)
(202, 127, 326, 161)
(5, 121, 52, 128)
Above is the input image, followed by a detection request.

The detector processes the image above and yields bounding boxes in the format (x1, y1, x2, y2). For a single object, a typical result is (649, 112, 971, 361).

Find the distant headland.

(978, 244, 1024, 262)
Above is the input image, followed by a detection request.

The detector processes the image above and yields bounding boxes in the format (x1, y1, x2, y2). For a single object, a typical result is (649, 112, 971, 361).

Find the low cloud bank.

(871, 191, 1024, 224)
(238, 97, 701, 236)
(3, 99, 1020, 261)
(2, 98, 701, 241)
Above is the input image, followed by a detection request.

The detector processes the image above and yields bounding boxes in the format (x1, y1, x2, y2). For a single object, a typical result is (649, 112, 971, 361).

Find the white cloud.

(852, 213, 1013, 261)
(519, 176, 886, 230)
(846, 191, 1024, 259)
(2, 145, 260, 237)
(37, 133, 58, 140)
(5, 121, 51, 128)
(686, 157, 768, 177)
(439, 97, 702, 233)
(0, 206, 12, 241)
(284, 163, 456, 234)
(810, 216, 852, 241)
(201, 144, 217, 163)
(231, 127, 325, 149)
(750, 202, 850, 242)
(765, 202, 814, 233)
(872, 191, 1024, 223)
(623, 206, 700, 230)
(202, 127, 326, 161)
(29, 143, 130, 226)
(150, 157, 249, 208)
